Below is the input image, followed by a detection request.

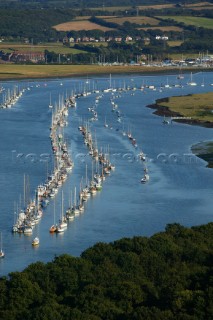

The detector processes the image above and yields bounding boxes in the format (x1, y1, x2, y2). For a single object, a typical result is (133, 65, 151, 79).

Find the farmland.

(139, 26, 183, 32)
(0, 42, 87, 55)
(186, 1, 213, 9)
(104, 16, 160, 25)
(159, 16, 213, 29)
(53, 20, 114, 32)
(90, 4, 174, 11)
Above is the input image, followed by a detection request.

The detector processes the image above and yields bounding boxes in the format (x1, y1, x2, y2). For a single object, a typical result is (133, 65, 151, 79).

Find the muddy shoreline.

(146, 98, 213, 128)
(191, 141, 213, 168)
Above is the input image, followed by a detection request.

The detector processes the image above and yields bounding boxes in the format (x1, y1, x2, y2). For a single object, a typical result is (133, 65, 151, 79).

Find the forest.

(0, 1, 205, 9)
(0, 222, 212, 320)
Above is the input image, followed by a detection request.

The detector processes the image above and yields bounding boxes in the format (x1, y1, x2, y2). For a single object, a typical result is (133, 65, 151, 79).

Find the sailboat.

(32, 237, 39, 246)
(66, 190, 75, 220)
(177, 67, 184, 80)
(49, 93, 53, 109)
(49, 198, 57, 233)
(73, 186, 80, 215)
(187, 72, 197, 86)
(164, 77, 171, 88)
(201, 77, 205, 87)
(162, 115, 170, 124)
(0, 232, 5, 259)
(56, 191, 67, 233)
(141, 173, 149, 183)
(104, 116, 108, 128)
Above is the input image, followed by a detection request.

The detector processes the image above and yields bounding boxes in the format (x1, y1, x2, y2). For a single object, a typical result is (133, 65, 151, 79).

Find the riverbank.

(147, 93, 213, 167)
(191, 141, 213, 168)
(147, 93, 213, 128)
(0, 63, 212, 81)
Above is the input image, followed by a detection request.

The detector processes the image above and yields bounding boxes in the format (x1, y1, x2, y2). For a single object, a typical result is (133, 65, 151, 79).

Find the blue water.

(0, 71, 213, 276)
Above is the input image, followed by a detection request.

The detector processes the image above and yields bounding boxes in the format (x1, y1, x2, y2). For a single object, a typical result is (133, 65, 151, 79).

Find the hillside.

(1, 1, 213, 64)
(0, 222, 212, 319)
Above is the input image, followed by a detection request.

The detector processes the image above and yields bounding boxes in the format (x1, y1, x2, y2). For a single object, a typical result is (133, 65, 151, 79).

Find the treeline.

(0, 8, 75, 42)
(0, 222, 212, 319)
(0, 1, 205, 9)
(90, 16, 120, 29)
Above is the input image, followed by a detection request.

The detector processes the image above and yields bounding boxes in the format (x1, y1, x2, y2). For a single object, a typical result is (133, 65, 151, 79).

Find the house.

(99, 37, 105, 42)
(82, 37, 90, 42)
(10, 51, 45, 63)
(155, 35, 169, 40)
(69, 37, 75, 43)
(63, 36, 69, 44)
(106, 37, 113, 42)
(143, 37, 150, 42)
(125, 36, 133, 42)
(115, 37, 122, 42)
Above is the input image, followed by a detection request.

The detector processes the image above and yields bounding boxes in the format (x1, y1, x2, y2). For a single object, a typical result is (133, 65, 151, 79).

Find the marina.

(0, 71, 213, 276)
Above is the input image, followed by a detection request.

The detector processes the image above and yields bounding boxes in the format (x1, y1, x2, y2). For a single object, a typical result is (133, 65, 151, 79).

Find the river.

(0, 71, 213, 276)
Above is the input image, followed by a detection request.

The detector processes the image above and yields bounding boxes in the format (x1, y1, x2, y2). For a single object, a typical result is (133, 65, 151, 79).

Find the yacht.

(141, 173, 150, 183)
(32, 237, 39, 246)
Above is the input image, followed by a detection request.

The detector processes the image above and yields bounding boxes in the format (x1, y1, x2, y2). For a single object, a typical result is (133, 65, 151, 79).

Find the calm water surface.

(0, 71, 213, 276)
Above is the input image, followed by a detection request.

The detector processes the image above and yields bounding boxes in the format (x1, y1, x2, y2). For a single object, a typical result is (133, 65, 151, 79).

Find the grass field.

(167, 53, 201, 60)
(158, 92, 213, 122)
(186, 1, 213, 8)
(167, 41, 183, 47)
(104, 16, 160, 25)
(53, 15, 160, 31)
(0, 42, 87, 55)
(90, 4, 174, 11)
(90, 6, 131, 12)
(0, 64, 184, 80)
(138, 4, 174, 10)
(139, 26, 183, 32)
(158, 16, 213, 29)
(53, 20, 114, 31)
(191, 6, 213, 10)
(90, 2, 211, 11)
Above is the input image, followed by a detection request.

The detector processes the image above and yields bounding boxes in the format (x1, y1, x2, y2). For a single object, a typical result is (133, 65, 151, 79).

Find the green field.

(0, 64, 185, 80)
(167, 41, 183, 47)
(158, 92, 213, 123)
(158, 16, 213, 29)
(0, 42, 86, 55)
(104, 16, 160, 25)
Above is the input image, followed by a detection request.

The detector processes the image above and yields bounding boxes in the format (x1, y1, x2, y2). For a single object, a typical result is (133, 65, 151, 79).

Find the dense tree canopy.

(0, 1, 205, 9)
(0, 222, 212, 319)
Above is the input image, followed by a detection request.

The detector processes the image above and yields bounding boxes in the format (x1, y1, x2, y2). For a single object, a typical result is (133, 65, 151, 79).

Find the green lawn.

(158, 16, 213, 29)
(0, 42, 87, 55)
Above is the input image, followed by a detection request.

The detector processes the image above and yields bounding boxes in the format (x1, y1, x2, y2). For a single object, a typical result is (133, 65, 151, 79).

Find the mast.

(23, 174, 26, 210)
(61, 190, 64, 221)
(53, 197, 56, 225)
(85, 163, 88, 187)
(74, 187, 76, 208)
(0, 232, 2, 252)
